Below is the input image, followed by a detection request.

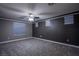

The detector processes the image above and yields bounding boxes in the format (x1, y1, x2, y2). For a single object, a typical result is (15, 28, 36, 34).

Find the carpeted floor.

(0, 38, 79, 56)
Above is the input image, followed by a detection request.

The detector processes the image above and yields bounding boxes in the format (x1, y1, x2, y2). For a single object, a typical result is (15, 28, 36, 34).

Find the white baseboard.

(0, 37, 79, 49)
(0, 37, 33, 44)
(33, 37, 79, 49)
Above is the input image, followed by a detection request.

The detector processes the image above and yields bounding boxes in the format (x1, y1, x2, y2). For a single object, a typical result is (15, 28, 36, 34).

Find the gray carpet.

(0, 38, 79, 56)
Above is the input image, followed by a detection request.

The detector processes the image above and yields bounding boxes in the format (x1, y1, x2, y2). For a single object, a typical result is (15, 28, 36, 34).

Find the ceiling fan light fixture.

(28, 13, 34, 22)
(30, 14, 34, 17)
(28, 17, 34, 21)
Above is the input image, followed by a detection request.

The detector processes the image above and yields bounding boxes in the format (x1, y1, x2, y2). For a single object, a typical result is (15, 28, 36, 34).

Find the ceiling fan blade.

(14, 16, 28, 20)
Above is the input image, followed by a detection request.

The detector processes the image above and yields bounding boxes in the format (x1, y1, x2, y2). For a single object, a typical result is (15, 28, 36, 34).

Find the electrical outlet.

(66, 39, 70, 42)
(8, 37, 10, 39)
(40, 35, 42, 37)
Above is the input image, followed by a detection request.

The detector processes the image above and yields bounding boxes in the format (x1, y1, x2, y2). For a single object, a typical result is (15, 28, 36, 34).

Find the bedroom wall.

(0, 19, 32, 42)
(32, 13, 79, 46)
(32, 17, 65, 43)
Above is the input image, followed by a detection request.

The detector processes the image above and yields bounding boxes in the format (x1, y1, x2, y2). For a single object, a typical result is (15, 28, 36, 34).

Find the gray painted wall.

(0, 19, 32, 42)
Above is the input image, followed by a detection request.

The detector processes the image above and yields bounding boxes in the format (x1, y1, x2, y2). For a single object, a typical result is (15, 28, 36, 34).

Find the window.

(64, 15, 74, 24)
(13, 22, 26, 36)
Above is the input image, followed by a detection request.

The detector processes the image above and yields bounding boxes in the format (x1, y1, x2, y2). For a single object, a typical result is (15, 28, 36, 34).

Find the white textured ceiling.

(0, 3, 79, 20)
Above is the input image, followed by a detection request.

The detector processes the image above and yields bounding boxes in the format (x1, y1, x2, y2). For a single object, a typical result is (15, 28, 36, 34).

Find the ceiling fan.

(15, 13, 40, 22)
(14, 3, 55, 22)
